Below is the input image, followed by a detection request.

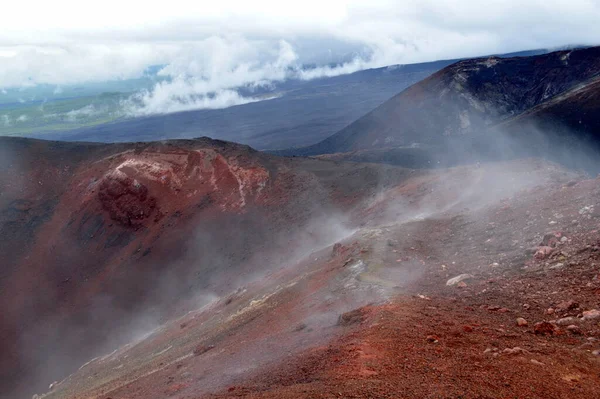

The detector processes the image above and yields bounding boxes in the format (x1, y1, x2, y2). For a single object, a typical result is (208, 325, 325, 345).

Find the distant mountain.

(35, 59, 455, 149)
(18, 49, 550, 151)
(282, 46, 600, 170)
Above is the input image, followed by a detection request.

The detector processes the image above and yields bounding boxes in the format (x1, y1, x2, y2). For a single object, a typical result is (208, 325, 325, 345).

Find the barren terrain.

(20, 153, 600, 399)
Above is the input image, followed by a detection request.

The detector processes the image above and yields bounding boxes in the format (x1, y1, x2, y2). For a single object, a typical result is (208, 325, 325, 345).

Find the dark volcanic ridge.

(277, 46, 600, 173)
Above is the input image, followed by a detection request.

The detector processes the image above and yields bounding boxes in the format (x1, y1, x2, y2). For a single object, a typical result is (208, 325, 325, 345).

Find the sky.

(2, 0, 600, 114)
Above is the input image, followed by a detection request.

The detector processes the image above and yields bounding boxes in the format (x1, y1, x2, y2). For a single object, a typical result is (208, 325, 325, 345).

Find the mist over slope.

(281, 46, 600, 170)
(0, 136, 416, 398)
(3, 45, 600, 399)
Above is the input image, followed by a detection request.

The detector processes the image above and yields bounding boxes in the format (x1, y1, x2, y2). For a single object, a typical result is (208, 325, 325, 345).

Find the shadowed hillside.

(280, 47, 600, 171)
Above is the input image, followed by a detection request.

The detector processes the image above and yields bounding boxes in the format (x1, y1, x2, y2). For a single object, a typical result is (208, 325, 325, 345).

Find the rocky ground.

(30, 157, 600, 399)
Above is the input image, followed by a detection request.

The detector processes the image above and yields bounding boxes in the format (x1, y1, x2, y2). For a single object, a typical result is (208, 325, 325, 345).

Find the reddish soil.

(0, 137, 413, 398)
(2, 136, 599, 399)
(20, 154, 599, 399)
(201, 165, 600, 399)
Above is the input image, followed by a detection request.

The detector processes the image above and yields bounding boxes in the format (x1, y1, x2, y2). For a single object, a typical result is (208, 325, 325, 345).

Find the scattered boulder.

(555, 317, 576, 326)
(503, 347, 528, 355)
(541, 232, 562, 247)
(516, 317, 528, 326)
(525, 246, 540, 255)
(566, 325, 583, 335)
(331, 243, 345, 258)
(446, 274, 474, 286)
(535, 246, 554, 260)
(337, 309, 365, 326)
(534, 321, 559, 335)
(193, 344, 215, 356)
(582, 309, 600, 321)
(530, 359, 544, 366)
(556, 300, 579, 313)
(426, 335, 439, 343)
(549, 262, 565, 270)
(579, 205, 594, 216)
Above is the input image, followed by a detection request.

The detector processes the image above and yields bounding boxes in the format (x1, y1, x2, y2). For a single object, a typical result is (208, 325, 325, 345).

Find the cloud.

(65, 104, 99, 121)
(123, 39, 295, 115)
(124, 88, 274, 115)
(2, 115, 10, 126)
(1, 0, 600, 114)
(16, 114, 28, 122)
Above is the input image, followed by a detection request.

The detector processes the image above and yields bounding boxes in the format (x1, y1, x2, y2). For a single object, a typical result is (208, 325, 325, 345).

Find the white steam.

(121, 40, 296, 115)
(65, 104, 100, 121)
(2, 1, 600, 114)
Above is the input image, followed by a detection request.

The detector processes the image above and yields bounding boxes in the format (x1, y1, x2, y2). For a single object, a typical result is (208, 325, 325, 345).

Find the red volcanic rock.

(193, 345, 215, 356)
(566, 325, 583, 335)
(541, 232, 563, 248)
(516, 318, 528, 327)
(534, 246, 554, 259)
(331, 242, 351, 259)
(337, 309, 366, 326)
(426, 335, 440, 343)
(534, 321, 559, 335)
(555, 300, 579, 313)
(98, 176, 157, 227)
(5, 137, 401, 398)
(582, 309, 600, 320)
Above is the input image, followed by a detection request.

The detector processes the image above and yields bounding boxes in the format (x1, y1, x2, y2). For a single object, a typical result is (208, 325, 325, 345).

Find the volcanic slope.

(27, 154, 600, 399)
(0, 136, 416, 399)
(283, 46, 600, 167)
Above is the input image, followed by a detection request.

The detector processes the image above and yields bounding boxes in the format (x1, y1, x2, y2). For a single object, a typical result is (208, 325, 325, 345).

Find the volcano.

(3, 47, 600, 399)
(0, 136, 415, 398)
(280, 46, 600, 171)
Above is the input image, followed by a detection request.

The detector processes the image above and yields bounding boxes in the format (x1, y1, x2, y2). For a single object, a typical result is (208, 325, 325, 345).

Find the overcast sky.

(2, 0, 600, 113)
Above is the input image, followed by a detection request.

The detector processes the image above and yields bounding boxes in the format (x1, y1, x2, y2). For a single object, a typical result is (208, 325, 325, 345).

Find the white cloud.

(16, 114, 28, 122)
(1, 115, 10, 126)
(65, 104, 99, 121)
(1, 0, 600, 114)
(123, 39, 295, 115)
(124, 89, 275, 116)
